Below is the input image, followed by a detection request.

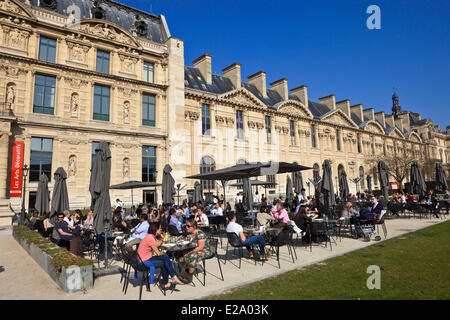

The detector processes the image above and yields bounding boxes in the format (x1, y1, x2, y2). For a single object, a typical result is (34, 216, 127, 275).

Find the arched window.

(200, 156, 215, 191)
(313, 163, 320, 182)
(359, 166, 365, 188)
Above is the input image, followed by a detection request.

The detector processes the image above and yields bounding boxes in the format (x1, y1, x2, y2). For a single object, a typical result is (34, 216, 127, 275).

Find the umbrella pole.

(131, 188, 134, 216)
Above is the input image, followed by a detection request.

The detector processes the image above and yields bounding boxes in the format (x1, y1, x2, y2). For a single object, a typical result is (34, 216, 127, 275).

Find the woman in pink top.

(271, 202, 290, 226)
(137, 222, 184, 289)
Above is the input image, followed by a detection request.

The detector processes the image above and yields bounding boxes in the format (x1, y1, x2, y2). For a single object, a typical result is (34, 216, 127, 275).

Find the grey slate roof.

(20, 0, 167, 44)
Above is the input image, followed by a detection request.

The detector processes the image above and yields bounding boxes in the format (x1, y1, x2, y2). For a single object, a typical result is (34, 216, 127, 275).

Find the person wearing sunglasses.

(178, 217, 212, 283)
(54, 213, 72, 250)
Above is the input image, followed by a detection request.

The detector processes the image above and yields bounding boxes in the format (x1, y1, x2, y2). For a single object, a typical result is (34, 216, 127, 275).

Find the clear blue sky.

(123, 0, 450, 129)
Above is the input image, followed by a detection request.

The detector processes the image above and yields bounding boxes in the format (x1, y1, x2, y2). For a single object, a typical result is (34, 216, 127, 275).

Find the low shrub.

(13, 225, 94, 273)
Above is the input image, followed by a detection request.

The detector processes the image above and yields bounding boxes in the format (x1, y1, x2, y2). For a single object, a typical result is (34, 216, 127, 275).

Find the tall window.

(265, 116, 271, 144)
(38, 36, 56, 63)
(30, 137, 53, 182)
(93, 84, 110, 121)
(142, 146, 156, 182)
(201, 104, 210, 136)
(357, 133, 361, 153)
(33, 74, 56, 115)
(200, 156, 215, 191)
(311, 124, 316, 148)
(236, 110, 244, 140)
(290, 120, 296, 145)
(373, 167, 378, 185)
(313, 163, 320, 182)
(143, 62, 154, 83)
(336, 129, 341, 151)
(142, 93, 156, 126)
(266, 174, 276, 185)
(96, 49, 110, 74)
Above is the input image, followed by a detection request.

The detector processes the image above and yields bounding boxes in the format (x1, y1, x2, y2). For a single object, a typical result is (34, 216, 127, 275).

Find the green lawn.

(206, 221, 450, 300)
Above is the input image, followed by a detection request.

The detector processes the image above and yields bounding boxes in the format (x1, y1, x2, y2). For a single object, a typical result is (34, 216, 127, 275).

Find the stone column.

(0, 118, 14, 227)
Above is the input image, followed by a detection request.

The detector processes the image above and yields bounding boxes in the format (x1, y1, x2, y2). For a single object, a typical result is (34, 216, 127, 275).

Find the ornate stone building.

(0, 0, 448, 226)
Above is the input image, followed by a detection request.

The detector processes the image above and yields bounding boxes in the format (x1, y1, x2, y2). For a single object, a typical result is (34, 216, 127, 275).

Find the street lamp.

(20, 164, 29, 225)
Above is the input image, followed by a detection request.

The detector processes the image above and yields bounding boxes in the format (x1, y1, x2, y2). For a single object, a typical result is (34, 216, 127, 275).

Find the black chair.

(198, 238, 224, 286)
(224, 232, 257, 268)
(168, 224, 183, 237)
(81, 229, 100, 268)
(309, 220, 333, 252)
(267, 227, 296, 269)
(211, 216, 227, 247)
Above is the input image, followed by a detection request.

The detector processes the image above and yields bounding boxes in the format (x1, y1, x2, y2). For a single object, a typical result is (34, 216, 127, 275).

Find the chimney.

(395, 117, 404, 132)
(222, 63, 241, 89)
(248, 71, 267, 97)
(336, 99, 350, 118)
(291, 85, 308, 108)
(385, 114, 395, 128)
(350, 104, 364, 122)
(374, 111, 386, 128)
(363, 108, 375, 121)
(319, 95, 336, 109)
(398, 113, 411, 132)
(270, 78, 288, 101)
(192, 53, 212, 84)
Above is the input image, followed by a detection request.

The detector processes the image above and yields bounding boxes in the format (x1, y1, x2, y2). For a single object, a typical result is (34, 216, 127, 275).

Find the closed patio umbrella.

(35, 173, 50, 216)
(378, 161, 390, 201)
(410, 160, 427, 196)
(435, 162, 448, 193)
(366, 175, 372, 194)
(89, 140, 112, 236)
(292, 170, 304, 195)
(319, 159, 335, 211)
(162, 164, 176, 206)
(193, 181, 203, 205)
(50, 167, 69, 222)
(286, 175, 294, 206)
(339, 168, 350, 200)
(242, 177, 254, 212)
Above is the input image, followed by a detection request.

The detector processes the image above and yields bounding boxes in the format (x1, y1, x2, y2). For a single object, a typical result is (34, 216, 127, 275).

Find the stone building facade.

(0, 0, 448, 226)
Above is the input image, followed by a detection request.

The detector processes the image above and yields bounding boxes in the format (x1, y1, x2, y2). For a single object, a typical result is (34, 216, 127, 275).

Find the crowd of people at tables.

(24, 187, 448, 288)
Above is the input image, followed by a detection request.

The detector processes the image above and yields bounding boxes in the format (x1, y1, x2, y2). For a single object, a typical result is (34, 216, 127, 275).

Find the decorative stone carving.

(247, 121, 256, 129)
(118, 53, 138, 73)
(278, 104, 309, 118)
(0, 0, 24, 15)
(282, 127, 289, 134)
(68, 155, 77, 177)
(215, 115, 225, 124)
(256, 122, 264, 130)
(225, 117, 234, 126)
(80, 22, 137, 47)
(67, 41, 90, 63)
(123, 157, 129, 178)
(71, 93, 79, 117)
(184, 111, 199, 121)
(123, 101, 130, 123)
(2, 25, 30, 51)
(117, 85, 138, 98)
(6, 82, 15, 110)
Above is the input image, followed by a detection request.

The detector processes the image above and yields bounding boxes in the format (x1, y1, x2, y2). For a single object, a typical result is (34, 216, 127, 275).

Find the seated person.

(28, 210, 39, 230)
(83, 210, 94, 228)
(341, 202, 358, 219)
(370, 196, 384, 216)
(195, 207, 209, 227)
(256, 206, 276, 227)
(294, 200, 308, 214)
(308, 199, 320, 218)
(178, 218, 213, 283)
(271, 202, 290, 227)
(210, 202, 223, 216)
(294, 206, 314, 231)
(168, 208, 183, 235)
(42, 212, 54, 238)
(424, 194, 439, 218)
(124, 214, 149, 252)
(137, 222, 184, 288)
(226, 212, 267, 260)
(112, 214, 128, 233)
(54, 213, 72, 250)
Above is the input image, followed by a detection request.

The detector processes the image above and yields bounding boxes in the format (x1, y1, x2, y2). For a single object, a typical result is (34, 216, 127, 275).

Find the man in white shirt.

(235, 192, 242, 204)
(253, 191, 261, 204)
(63, 210, 74, 227)
(297, 188, 307, 202)
(211, 202, 223, 216)
(226, 212, 267, 259)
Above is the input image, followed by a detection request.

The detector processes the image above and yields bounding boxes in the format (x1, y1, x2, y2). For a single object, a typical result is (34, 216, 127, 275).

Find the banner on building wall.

(10, 141, 24, 197)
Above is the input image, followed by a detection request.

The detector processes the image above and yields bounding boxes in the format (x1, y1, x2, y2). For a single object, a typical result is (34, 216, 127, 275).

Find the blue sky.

(123, 0, 450, 129)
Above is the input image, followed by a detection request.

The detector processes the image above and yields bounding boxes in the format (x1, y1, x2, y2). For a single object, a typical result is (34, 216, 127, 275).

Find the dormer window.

(135, 17, 148, 37)
(91, 1, 105, 20)
(40, 0, 57, 10)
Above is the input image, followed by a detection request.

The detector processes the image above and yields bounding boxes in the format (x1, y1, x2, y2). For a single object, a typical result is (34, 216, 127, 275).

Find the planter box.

(13, 230, 93, 294)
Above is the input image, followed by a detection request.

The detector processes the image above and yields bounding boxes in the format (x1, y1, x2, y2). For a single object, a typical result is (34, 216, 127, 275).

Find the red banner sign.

(10, 141, 24, 197)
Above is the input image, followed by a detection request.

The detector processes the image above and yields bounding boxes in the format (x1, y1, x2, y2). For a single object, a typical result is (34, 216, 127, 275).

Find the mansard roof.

(19, 0, 168, 44)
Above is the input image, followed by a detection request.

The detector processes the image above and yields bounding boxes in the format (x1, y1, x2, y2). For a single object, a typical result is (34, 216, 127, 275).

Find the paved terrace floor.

(0, 216, 447, 300)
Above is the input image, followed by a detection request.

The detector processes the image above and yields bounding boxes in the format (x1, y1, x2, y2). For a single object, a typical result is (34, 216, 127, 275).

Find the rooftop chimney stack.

(336, 99, 351, 118)
(350, 104, 364, 122)
(363, 108, 375, 121)
(395, 117, 404, 132)
(319, 95, 336, 109)
(248, 71, 267, 97)
(385, 114, 395, 129)
(222, 63, 241, 89)
(192, 53, 212, 84)
(375, 111, 386, 128)
(270, 78, 289, 101)
(291, 85, 308, 108)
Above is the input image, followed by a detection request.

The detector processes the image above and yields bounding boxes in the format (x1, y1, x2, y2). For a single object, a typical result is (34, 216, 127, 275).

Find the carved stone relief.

(123, 157, 129, 178)
(71, 93, 79, 117)
(6, 82, 15, 110)
(123, 101, 130, 123)
(68, 155, 77, 177)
